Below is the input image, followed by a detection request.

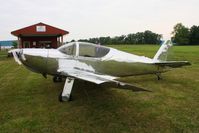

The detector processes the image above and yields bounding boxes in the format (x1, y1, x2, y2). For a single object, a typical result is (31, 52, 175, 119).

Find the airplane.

(9, 40, 191, 102)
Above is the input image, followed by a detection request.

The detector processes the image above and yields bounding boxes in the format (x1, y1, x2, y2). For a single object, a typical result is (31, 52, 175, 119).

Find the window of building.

(23, 41, 30, 48)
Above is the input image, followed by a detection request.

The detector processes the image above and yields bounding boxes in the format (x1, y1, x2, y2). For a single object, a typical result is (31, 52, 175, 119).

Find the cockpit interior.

(58, 42, 110, 58)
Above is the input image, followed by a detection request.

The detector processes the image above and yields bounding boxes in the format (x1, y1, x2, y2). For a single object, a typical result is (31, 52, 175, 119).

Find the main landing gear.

(59, 77, 75, 102)
(155, 73, 162, 80)
(53, 76, 63, 82)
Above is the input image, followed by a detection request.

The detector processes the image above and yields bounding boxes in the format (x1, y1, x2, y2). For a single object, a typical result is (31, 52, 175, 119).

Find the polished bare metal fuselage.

(9, 41, 190, 102)
(20, 49, 166, 78)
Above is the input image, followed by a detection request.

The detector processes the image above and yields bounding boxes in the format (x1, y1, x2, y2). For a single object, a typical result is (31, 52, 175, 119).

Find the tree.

(189, 25, 199, 45)
(125, 34, 136, 44)
(70, 40, 76, 42)
(144, 30, 162, 44)
(77, 31, 162, 45)
(171, 23, 190, 45)
(12, 41, 18, 48)
(99, 37, 112, 44)
(134, 32, 145, 44)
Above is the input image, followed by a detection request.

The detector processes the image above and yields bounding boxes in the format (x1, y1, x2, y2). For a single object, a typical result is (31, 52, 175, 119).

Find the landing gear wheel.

(53, 76, 62, 82)
(59, 77, 74, 102)
(156, 73, 162, 80)
(58, 92, 72, 102)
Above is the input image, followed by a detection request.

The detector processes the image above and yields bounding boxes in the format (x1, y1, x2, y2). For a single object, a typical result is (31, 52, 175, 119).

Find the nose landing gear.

(59, 77, 75, 102)
(53, 76, 74, 102)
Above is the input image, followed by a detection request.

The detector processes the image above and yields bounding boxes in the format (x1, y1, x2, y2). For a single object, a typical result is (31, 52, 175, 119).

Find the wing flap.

(58, 69, 151, 92)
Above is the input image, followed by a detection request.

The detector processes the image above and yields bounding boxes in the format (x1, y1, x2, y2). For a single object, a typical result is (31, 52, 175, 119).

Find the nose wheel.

(59, 92, 72, 102)
(59, 77, 75, 102)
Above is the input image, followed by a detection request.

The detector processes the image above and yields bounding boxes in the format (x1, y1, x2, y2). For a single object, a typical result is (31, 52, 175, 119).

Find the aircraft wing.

(58, 68, 117, 84)
(58, 68, 150, 92)
(154, 61, 191, 68)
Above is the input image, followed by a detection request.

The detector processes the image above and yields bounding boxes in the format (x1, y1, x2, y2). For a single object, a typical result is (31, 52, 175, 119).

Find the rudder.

(153, 40, 173, 62)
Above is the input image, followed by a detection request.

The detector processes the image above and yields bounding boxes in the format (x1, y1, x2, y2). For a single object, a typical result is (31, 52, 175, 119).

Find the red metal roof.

(11, 22, 69, 37)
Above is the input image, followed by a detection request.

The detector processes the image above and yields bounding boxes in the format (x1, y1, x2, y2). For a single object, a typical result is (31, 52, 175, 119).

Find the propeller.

(8, 49, 23, 65)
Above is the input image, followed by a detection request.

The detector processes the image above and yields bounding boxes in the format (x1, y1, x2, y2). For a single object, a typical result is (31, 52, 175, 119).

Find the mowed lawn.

(0, 45, 199, 133)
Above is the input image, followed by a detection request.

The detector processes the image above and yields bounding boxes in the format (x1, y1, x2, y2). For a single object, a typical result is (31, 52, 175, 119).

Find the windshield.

(79, 42, 110, 58)
(58, 42, 110, 58)
(58, 42, 76, 55)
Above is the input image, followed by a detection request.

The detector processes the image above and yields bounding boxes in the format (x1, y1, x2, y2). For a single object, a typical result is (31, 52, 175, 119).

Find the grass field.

(0, 45, 199, 133)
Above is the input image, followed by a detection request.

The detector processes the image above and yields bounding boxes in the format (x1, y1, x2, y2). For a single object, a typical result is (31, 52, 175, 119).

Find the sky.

(0, 0, 199, 41)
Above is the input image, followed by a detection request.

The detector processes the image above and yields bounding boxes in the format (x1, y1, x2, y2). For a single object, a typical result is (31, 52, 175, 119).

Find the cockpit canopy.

(58, 42, 76, 55)
(58, 42, 110, 58)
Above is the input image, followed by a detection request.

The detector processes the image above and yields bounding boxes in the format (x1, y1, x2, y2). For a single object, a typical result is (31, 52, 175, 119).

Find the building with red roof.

(11, 22, 69, 48)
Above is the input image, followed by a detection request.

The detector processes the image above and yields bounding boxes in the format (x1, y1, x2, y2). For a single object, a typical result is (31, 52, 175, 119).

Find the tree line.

(77, 30, 162, 45)
(172, 23, 199, 45)
(72, 23, 199, 45)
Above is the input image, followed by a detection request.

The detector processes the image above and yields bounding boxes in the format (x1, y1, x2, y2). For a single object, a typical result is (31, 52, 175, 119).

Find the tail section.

(153, 40, 172, 62)
(152, 40, 191, 68)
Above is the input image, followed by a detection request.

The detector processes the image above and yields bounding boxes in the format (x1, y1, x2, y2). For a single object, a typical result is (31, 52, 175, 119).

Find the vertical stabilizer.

(153, 40, 173, 62)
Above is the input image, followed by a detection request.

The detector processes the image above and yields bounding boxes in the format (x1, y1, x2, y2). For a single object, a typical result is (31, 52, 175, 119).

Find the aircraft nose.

(9, 49, 23, 65)
(19, 49, 27, 61)
(16, 49, 22, 58)
(14, 49, 26, 63)
(19, 49, 48, 73)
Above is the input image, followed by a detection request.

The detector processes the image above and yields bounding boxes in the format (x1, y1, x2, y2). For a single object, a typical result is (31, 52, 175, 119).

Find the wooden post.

(18, 37, 20, 48)
(57, 37, 58, 47)
(57, 37, 60, 47)
(61, 36, 63, 46)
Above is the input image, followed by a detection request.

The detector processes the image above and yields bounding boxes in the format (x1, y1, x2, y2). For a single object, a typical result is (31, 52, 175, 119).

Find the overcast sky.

(0, 0, 199, 41)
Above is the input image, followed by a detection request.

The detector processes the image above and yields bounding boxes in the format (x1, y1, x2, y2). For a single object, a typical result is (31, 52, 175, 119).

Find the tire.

(58, 92, 72, 102)
(53, 76, 62, 82)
